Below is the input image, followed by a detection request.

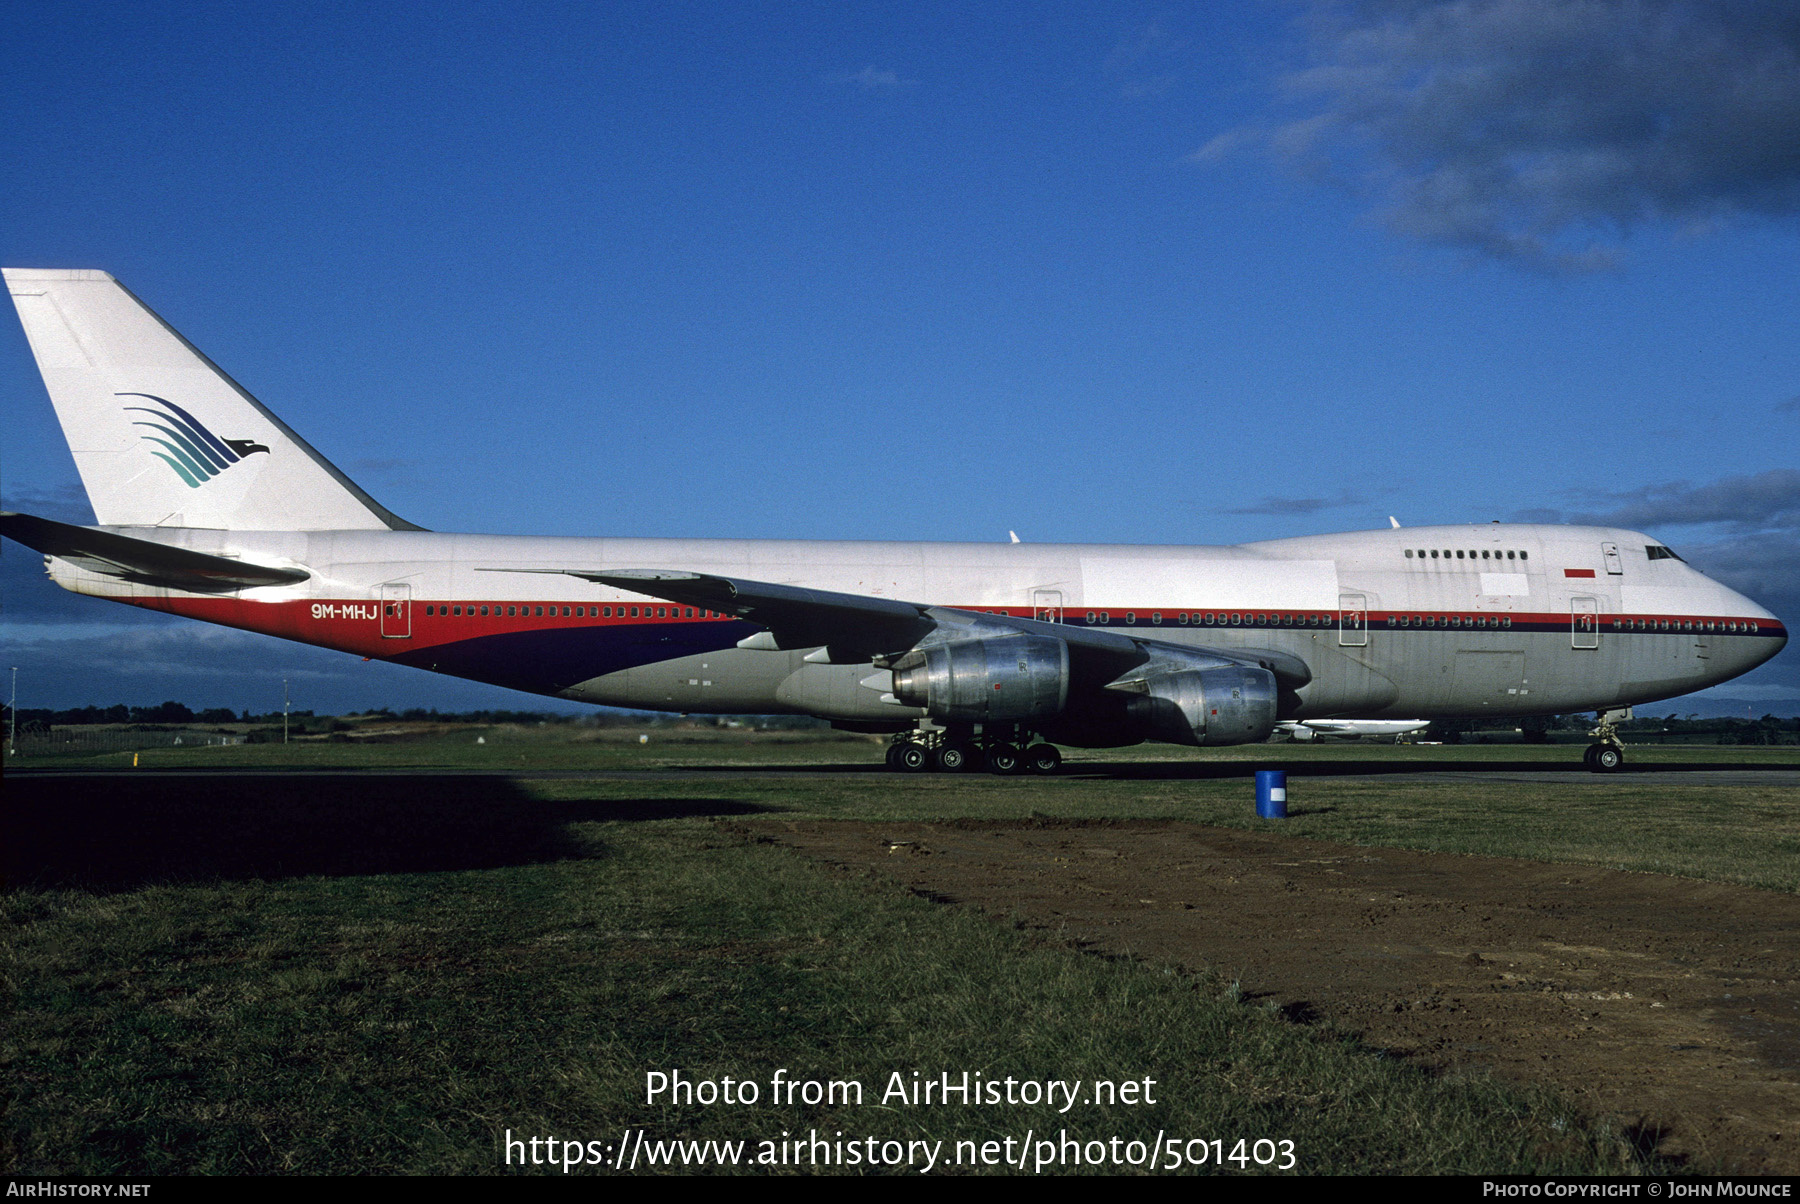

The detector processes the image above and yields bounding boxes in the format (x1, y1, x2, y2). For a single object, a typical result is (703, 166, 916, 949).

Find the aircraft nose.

(1728, 588, 1786, 672)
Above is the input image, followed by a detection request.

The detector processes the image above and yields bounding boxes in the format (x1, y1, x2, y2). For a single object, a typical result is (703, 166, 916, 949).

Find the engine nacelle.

(1124, 665, 1278, 746)
(889, 635, 1069, 723)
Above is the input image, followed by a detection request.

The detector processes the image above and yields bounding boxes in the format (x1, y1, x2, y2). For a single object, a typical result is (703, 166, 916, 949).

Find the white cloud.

(1226, 488, 1368, 516)
(1210, 0, 1800, 270)
(827, 67, 911, 91)
(1560, 469, 1800, 534)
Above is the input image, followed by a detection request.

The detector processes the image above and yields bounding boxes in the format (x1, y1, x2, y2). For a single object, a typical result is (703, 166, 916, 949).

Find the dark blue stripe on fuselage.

(388, 619, 760, 694)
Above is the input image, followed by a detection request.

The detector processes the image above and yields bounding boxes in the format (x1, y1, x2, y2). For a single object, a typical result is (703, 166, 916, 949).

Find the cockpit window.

(1646, 545, 1684, 562)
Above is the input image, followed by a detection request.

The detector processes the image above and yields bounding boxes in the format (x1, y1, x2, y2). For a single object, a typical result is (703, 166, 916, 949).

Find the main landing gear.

(1582, 708, 1631, 774)
(884, 724, 1062, 775)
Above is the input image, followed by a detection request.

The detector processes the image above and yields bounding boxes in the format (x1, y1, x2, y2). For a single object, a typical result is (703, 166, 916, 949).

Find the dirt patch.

(743, 818, 1800, 1173)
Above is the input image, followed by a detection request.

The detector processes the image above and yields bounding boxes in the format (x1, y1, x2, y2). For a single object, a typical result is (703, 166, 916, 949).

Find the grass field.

(6, 732, 1797, 1175)
(12, 720, 1800, 773)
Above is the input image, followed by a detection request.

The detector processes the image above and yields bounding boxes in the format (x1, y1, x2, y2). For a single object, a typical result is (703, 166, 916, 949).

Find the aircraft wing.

(489, 566, 962, 658)
(580, 568, 938, 656)
(497, 566, 1310, 686)
(0, 511, 310, 592)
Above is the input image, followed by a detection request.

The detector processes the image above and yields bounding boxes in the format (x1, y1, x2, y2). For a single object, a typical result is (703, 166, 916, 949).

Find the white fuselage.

(53, 520, 1786, 727)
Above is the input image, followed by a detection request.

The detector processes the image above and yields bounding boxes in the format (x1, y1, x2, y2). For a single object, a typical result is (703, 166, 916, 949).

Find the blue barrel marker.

(1255, 770, 1288, 819)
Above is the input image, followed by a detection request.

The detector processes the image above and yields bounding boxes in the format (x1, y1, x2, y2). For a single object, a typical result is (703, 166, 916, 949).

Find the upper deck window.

(1646, 545, 1683, 562)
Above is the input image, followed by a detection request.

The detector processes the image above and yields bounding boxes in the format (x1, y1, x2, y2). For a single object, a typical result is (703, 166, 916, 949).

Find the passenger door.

(379, 582, 412, 639)
(1338, 591, 1368, 647)
(1570, 595, 1599, 650)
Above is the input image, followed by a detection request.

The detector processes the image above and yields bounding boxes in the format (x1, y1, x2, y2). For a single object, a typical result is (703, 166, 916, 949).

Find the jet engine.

(1122, 665, 1278, 746)
(889, 635, 1069, 722)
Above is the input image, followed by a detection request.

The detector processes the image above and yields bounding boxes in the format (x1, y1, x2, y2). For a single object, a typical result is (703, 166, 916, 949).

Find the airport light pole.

(8, 667, 16, 757)
(283, 676, 290, 745)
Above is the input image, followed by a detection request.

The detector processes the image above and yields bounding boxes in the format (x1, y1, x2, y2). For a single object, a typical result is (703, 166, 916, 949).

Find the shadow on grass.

(4, 774, 770, 891)
(1067, 758, 1800, 780)
(680, 757, 1799, 779)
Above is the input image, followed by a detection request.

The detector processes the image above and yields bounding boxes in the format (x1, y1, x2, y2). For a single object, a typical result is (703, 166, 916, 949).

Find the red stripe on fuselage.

(131, 597, 740, 659)
(127, 596, 1785, 664)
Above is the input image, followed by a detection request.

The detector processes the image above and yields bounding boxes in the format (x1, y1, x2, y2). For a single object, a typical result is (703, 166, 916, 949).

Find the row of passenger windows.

(1084, 611, 1338, 627)
(422, 604, 721, 619)
(1388, 615, 1512, 629)
(411, 602, 1757, 634)
(1616, 618, 1754, 633)
(1405, 548, 1526, 561)
(1072, 611, 1757, 633)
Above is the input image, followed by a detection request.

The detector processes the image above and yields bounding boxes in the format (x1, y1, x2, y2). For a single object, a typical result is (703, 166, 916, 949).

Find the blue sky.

(3, 1, 1796, 716)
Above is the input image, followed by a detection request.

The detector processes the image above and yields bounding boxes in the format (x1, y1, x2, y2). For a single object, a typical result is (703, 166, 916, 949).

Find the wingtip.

(4, 267, 118, 284)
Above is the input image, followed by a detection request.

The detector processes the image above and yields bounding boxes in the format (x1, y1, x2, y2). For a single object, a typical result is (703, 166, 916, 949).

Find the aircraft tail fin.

(4, 268, 419, 531)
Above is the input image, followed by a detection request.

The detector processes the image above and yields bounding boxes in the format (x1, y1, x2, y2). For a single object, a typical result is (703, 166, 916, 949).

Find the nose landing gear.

(1583, 743, 1624, 772)
(1583, 708, 1632, 773)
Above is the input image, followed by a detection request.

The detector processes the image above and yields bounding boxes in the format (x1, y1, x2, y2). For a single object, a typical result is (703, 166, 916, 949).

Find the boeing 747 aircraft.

(3, 269, 1786, 773)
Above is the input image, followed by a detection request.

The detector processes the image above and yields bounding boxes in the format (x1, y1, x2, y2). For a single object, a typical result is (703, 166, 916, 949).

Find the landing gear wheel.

(933, 743, 975, 773)
(1585, 711, 1630, 773)
(1024, 744, 1062, 775)
(894, 743, 930, 772)
(985, 744, 1024, 775)
(885, 744, 905, 770)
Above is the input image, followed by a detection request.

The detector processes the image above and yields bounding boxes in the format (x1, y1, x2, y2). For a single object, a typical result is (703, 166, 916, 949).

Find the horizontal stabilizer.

(0, 511, 309, 592)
